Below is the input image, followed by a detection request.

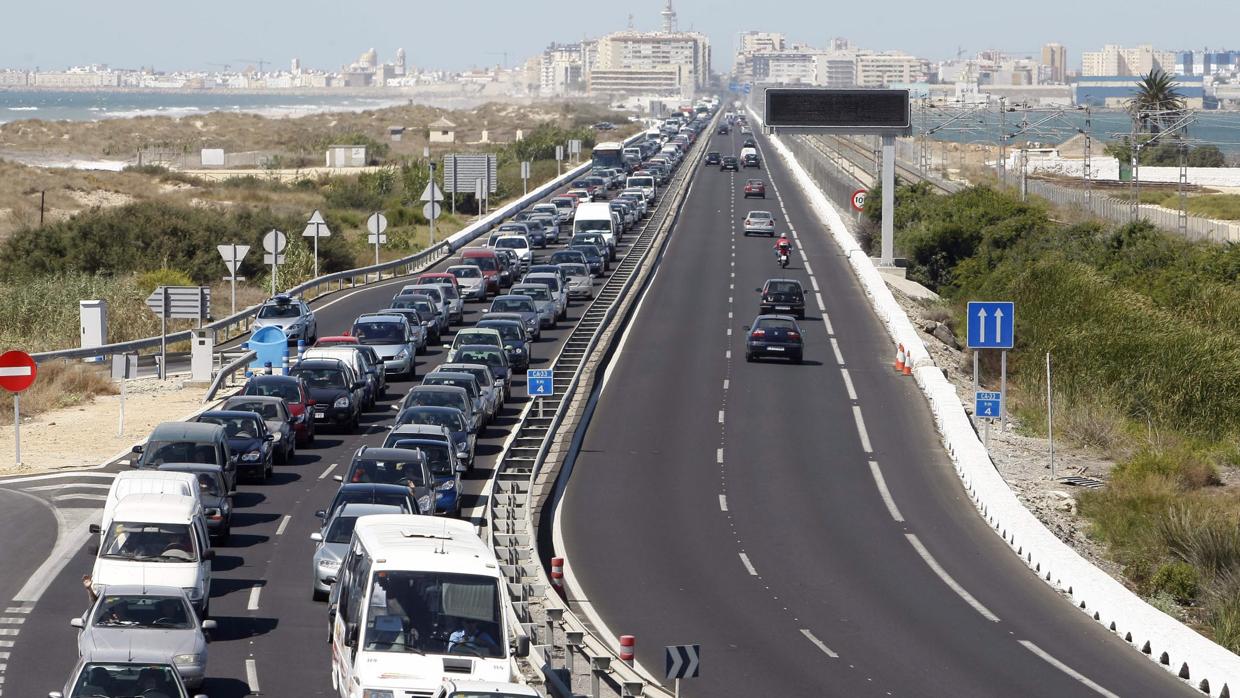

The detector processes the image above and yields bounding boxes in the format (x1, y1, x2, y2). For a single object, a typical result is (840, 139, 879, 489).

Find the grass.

(0, 360, 116, 426)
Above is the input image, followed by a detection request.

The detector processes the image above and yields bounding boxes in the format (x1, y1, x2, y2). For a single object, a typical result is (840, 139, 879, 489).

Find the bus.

(329, 515, 528, 696)
(591, 141, 628, 172)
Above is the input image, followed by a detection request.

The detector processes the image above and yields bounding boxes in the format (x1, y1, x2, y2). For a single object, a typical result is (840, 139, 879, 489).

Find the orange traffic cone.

(894, 344, 906, 373)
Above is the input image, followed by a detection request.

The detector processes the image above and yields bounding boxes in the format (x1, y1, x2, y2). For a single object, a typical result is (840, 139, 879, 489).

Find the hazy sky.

(2, 0, 1237, 73)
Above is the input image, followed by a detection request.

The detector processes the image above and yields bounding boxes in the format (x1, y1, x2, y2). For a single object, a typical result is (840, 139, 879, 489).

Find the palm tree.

(1128, 68, 1185, 135)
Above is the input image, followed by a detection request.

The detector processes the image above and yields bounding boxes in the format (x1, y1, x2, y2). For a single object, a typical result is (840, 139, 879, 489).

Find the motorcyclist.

(774, 235, 792, 259)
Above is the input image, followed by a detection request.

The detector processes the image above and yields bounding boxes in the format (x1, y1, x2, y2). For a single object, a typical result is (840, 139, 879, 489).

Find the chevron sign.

(665, 643, 700, 680)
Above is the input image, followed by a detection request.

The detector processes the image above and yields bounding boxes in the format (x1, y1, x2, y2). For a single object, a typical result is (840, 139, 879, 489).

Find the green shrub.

(1159, 504, 1240, 576)
(1150, 561, 1200, 603)
(135, 268, 194, 295)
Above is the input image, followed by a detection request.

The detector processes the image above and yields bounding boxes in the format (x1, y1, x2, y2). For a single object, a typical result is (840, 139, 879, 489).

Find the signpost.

(217, 243, 250, 315)
(568, 139, 582, 164)
(664, 644, 700, 697)
(0, 350, 37, 466)
(520, 160, 531, 196)
(421, 176, 444, 245)
(146, 286, 210, 380)
(763, 88, 911, 267)
(262, 229, 287, 296)
(111, 353, 139, 437)
(555, 145, 564, 177)
(366, 212, 388, 265)
(966, 301, 1016, 440)
(527, 369, 553, 418)
(302, 209, 331, 279)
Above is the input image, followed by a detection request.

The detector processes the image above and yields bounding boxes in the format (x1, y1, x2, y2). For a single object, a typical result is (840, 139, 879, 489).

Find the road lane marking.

(725, 349, 731, 360)
(718, 410, 725, 424)
(906, 533, 1000, 622)
(276, 515, 291, 536)
(0, 618, 23, 626)
(728, 310, 733, 319)
(716, 448, 724, 464)
(738, 553, 758, 575)
(726, 328, 732, 336)
(840, 369, 858, 401)
(823, 313, 835, 335)
(318, 463, 337, 480)
(723, 379, 729, 390)
(1019, 641, 1119, 697)
(810, 276, 820, 292)
(3, 609, 29, 615)
(719, 495, 728, 511)
(799, 628, 839, 658)
(815, 292, 826, 311)
(247, 585, 262, 611)
(868, 461, 905, 523)
(26, 483, 111, 491)
(51, 493, 106, 502)
(246, 659, 261, 694)
(0, 630, 16, 636)
(830, 338, 845, 366)
(804, 262, 814, 275)
(852, 406, 873, 453)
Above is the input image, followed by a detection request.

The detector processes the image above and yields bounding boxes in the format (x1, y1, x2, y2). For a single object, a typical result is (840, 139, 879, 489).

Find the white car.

(743, 210, 776, 237)
(531, 202, 566, 226)
(558, 263, 594, 300)
(492, 234, 532, 270)
(447, 265, 488, 301)
(432, 680, 540, 698)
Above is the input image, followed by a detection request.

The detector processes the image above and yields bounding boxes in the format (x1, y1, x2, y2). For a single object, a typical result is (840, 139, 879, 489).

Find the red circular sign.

(0, 351, 37, 393)
(851, 189, 868, 212)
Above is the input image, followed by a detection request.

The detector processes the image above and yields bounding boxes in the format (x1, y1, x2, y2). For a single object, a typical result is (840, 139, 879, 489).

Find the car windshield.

(758, 318, 799, 331)
(748, 180, 763, 186)
(457, 350, 502, 369)
(224, 400, 281, 420)
(245, 380, 300, 404)
(463, 256, 498, 271)
(407, 390, 466, 411)
(71, 663, 181, 698)
(391, 442, 453, 477)
(424, 376, 474, 396)
(767, 281, 803, 295)
(101, 522, 197, 562)
(553, 199, 572, 208)
(194, 472, 222, 497)
(572, 246, 600, 260)
(491, 299, 533, 313)
(258, 303, 301, 319)
(561, 264, 588, 277)
(449, 367, 491, 386)
(347, 458, 426, 486)
(749, 212, 773, 220)
(439, 285, 459, 300)
(449, 267, 481, 279)
(293, 368, 346, 389)
(143, 440, 218, 466)
(551, 252, 585, 264)
(398, 409, 465, 432)
(455, 332, 500, 348)
(529, 277, 560, 290)
(516, 287, 550, 301)
(352, 322, 405, 344)
(495, 237, 527, 250)
(481, 323, 522, 342)
(92, 594, 191, 629)
(576, 220, 610, 233)
(325, 514, 362, 544)
(406, 287, 441, 302)
(363, 571, 502, 658)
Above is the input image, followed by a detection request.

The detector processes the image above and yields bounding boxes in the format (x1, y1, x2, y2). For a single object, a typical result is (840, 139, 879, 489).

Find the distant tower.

(661, 0, 677, 33)
(291, 57, 301, 75)
(361, 48, 378, 68)
(395, 48, 407, 76)
(627, 13, 635, 30)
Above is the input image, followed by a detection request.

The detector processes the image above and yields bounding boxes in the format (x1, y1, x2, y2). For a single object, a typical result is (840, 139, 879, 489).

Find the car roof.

(755, 313, 800, 323)
(493, 294, 534, 302)
(200, 410, 264, 421)
(92, 584, 188, 597)
(157, 462, 224, 476)
(225, 395, 284, 405)
(355, 314, 406, 324)
(477, 318, 523, 328)
(425, 371, 476, 383)
(766, 278, 803, 285)
(149, 421, 224, 441)
(410, 384, 468, 395)
(335, 482, 415, 495)
(336, 502, 406, 517)
(246, 374, 298, 385)
(111, 492, 199, 520)
(293, 358, 348, 371)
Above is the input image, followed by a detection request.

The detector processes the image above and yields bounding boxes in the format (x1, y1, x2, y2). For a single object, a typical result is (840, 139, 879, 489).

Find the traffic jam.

(45, 99, 720, 698)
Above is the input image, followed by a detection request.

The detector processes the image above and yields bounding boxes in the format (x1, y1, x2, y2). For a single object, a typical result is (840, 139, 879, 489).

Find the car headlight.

(333, 397, 350, 409)
(318, 558, 341, 570)
(173, 654, 199, 666)
(436, 480, 456, 492)
(363, 691, 395, 698)
(241, 451, 261, 462)
(395, 349, 409, 361)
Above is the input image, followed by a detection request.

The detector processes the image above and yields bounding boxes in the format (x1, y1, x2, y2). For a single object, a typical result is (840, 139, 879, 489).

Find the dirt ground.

(0, 375, 226, 474)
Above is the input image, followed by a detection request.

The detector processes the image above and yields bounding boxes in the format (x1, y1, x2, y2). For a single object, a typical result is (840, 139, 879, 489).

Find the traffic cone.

(894, 344, 905, 373)
(902, 352, 913, 376)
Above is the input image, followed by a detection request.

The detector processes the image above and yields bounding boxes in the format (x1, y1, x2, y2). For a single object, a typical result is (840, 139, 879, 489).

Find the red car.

(415, 272, 460, 292)
(239, 374, 317, 445)
(460, 248, 504, 294)
(744, 179, 766, 198)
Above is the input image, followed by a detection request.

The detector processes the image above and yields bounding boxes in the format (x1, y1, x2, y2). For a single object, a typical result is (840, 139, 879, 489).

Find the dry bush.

(0, 360, 116, 425)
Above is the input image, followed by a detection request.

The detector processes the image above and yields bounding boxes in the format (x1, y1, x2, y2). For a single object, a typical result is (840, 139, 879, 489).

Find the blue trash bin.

(249, 326, 290, 374)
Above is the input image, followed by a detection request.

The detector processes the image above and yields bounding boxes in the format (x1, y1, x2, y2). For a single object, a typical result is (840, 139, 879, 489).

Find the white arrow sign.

(976, 307, 988, 344)
(420, 182, 445, 202)
(993, 307, 1004, 342)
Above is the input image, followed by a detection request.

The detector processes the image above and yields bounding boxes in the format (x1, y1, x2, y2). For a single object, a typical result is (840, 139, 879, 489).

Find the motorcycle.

(777, 249, 790, 268)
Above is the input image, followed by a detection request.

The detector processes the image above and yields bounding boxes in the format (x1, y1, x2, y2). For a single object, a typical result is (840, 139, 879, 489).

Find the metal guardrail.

(202, 350, 256, 403)
(485, 115, 717, 698)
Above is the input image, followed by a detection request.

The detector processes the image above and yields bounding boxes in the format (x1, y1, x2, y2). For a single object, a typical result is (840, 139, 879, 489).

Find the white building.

(854, 52, 927, 86)
(590, 29, 711, 98)
(539, 42, 592, 97)
(1081, 44, 1177, 77)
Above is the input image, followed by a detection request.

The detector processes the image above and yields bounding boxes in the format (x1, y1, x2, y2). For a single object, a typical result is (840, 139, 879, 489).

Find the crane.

(234, 58, 268, 74)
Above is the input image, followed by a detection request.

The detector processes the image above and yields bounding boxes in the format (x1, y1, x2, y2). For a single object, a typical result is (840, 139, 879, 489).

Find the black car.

(743, 137, 756, 148)
(329, 447, 435, 514)
(158, 463, 233, 540)
(745, 315, 805, 363)
(758, 278, 806, 319)
(550, 249, 589, 267)
(721, 156, 739, 172)
(570, 244, 606, 276)
(389, 296, 442, 343)
(705, 152, 721, 166)
(289, 359, 364, 432)
(478, 318, 532, 370)
(194, 410, 275, 482)
(393, 406, 474, 469)
(318, 483, 424, 523)
(718, 125, 730, 135)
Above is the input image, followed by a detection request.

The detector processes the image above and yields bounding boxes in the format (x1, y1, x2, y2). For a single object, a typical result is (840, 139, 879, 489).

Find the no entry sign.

(0, 350, 36, 393)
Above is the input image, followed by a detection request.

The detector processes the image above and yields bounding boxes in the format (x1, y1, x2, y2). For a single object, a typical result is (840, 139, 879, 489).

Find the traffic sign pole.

(13, 393, 19, 466)
(1, 351, 38, 466)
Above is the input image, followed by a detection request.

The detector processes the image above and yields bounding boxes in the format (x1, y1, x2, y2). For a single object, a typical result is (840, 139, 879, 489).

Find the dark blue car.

(381, 437, 464, 517)
(194, 410, 275, 481)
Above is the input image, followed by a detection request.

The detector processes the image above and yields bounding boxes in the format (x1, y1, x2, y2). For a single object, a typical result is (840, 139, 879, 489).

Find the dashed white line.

(868, 461, 905, 523)
(723, 379, 730, 390)
(804, 262, 814, 275)
(276, 515, 291, 536)
(738, 552, 758, 576)
(716, 448, 724, 464)
(840, 369, 858, 401)
(727, 327, 733, 337)
(906, 533, 1000, 622)
(247, 585, 262, 611)
(823, 313, 835, 335)
(719, 495, 728, 512)
(725, 349, 732, 360)
(799, 628, 839, 658)
(810, 276, 820, 292)
(3, 608, 29, 615)
(0, 640, 12, 647)
(0, 630, 16, 637)
(246, 659, 261, 694)
(1019, 641, 1119, 697)
(0, 618, 24, 626)
(830, 338, 845, 365)
(718, 410, 725, 424)
(318, 463, 337, 480)
(814, 292, 826, 312)
(728, 310, 733, 319)
(852, 406, 873, 453)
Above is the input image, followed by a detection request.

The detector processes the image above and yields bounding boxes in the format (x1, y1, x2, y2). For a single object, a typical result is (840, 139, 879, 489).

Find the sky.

(2, 0, 1239, 73)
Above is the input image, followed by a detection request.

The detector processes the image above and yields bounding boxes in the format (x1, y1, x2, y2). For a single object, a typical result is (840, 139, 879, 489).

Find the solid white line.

(799, 628, 839, 658)
(738, 552, 758, 575)
(246, 659, 261, 694)
(718, 410, 725, 424)
(50, 493, 107, 503)
(719, 495, 728, 512)
(25, 483, 111, 492)
(830, 338, 845, 366)
(318, 463, 337, 480)
(276, 515, 291, 536)
(716, 448, 724, 464)
(815, 292, 826, 311)
(840, 369, 858, 401)
(852, 405, 873, 453)
(247, 585, 262, 611)
(1019, 641, 1120, 697)
(868, 461, 905, 523)
(906, 533, 1000, 622)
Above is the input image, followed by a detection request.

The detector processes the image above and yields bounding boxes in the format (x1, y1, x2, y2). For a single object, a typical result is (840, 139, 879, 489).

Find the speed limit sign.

(851, 189, 868, 212)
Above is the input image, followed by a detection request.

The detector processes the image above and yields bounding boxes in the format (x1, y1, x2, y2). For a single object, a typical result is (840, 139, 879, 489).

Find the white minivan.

(98, 470, 200, 546)
(572, 201, 618, 252)
(90, 493, 214, 616)
(626, 175, 657, 203)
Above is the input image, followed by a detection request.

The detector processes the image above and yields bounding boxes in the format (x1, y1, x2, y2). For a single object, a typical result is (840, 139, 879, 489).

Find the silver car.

(311, 502, 404, 599)
(422, 371, 490, 425)
(219, 395, 296, 464)
(558, 263, 594, 300)
(437, 362, 503, 416)
(529, 213, 560, 243)
(71, 586, 215, 690)
(252, 294, 317, 344)
(531, 202, 566, 226)
(522, 273, 568, 321)
(52, 652, 203, 698)
(396, 286, 452, 330)
(511, 283, 558, 330)
(407, 282, 463, 323)
(743, 210, 777, 237)
(350, 313, 418, 380)
(377, 307, 428, 352)
(446, 265, 488, 301)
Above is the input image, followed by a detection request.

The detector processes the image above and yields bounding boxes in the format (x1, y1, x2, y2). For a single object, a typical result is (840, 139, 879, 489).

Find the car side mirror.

(49, 692, 65, 698)
(69, 617, 84, 629)
(315, 509, 327, 518)
(332, 475, 343, 483)
(131, 444, 144, 454)
(442, 344, 451, 349)
(310, 532, 323, 542)
(88, 523, 101, 535)
(755, 288, 762, 293)
(202, 550, 216, 561)
(202, 619, 217, 631)
(265, 434, 275, 442)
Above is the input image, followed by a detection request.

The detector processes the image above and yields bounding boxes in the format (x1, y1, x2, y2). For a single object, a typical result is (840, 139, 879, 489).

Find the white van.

(329, 515, 528, 696)
(626, 175, 657, 203)
(572, 202, 618, 250)
(98, 470, 200, 546)
(90, 493, 214, 616)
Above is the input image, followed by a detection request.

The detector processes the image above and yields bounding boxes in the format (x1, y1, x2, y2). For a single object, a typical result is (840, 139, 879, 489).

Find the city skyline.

(2, 0, 1238, 73)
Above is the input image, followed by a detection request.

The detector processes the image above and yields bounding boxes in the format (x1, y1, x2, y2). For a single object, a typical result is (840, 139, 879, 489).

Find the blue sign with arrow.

(975, 391, 1002, 419)
(966, 301, 1014, 350)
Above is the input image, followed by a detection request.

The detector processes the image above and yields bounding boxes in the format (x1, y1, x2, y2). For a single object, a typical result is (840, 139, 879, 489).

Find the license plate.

(314, 411, 326, 420)
(768, 346, 785, 352)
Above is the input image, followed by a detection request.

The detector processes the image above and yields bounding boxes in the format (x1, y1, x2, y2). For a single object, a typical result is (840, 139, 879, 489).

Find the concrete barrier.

(757, 107, 1240, 696)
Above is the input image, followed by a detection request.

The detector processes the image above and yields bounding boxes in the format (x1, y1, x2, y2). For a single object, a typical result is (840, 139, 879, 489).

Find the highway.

(557, 124, 1194, 695)
(0, 169, 679, 696)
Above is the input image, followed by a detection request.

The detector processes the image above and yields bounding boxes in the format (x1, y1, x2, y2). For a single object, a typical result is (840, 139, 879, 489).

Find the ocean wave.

(7, 106, 38, 111)
(99, 106, 204, 119)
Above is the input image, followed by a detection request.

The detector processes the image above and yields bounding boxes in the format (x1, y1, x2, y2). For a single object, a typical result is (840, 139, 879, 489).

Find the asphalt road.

(0, 173, 676, 696)
(558, 125, 1195, 696)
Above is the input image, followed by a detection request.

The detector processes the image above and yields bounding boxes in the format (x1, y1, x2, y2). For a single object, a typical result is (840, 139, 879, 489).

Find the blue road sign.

(743, 84, 752, 95)
(975, 391, 1002, 419)
(966, 301, 1015, 350)
(527, 369, 553, 397)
